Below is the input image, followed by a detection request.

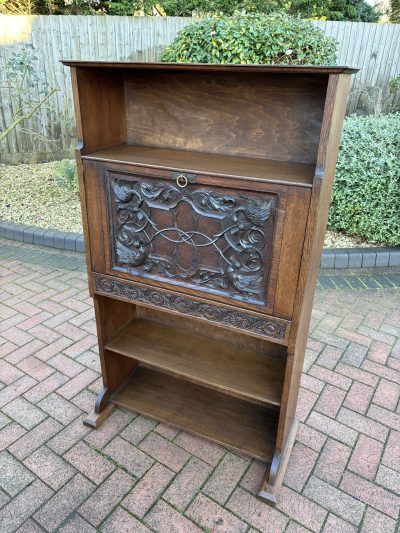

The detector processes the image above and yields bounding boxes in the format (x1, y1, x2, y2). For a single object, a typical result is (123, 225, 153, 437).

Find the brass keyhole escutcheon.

(176, 174, 188, 188)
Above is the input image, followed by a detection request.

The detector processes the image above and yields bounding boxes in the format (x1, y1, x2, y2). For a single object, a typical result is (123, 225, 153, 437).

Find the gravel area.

(0, 161, 382, 248)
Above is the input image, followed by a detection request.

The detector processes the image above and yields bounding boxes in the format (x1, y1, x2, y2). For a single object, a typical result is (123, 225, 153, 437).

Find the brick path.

(0, 238, 399, 533)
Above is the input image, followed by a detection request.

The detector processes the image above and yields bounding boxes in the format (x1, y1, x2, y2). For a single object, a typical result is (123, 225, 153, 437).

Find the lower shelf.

(112, 366, 278, 462)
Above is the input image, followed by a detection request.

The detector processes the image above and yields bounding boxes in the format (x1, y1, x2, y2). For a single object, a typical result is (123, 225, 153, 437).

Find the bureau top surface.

(62, 60, 358, 74)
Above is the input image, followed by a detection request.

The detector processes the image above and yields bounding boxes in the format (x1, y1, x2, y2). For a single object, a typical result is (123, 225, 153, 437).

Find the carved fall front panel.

(106, 171, 277, 307)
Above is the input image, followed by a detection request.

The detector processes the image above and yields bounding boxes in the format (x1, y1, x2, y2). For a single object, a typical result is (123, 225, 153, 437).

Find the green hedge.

(329, 113, 400, 246)
(161, 13, 337, 65)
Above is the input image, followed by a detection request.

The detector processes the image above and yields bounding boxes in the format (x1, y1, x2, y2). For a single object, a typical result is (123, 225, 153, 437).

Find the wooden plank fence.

(0, 16, 399, 163)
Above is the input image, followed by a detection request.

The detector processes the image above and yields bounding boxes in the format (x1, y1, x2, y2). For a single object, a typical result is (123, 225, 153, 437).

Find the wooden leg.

(257, 417, 299, 505)
(83, 386, 115, 429)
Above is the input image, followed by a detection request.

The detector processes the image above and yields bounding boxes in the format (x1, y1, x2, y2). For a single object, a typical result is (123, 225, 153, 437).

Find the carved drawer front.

(103, 169, 281, 312)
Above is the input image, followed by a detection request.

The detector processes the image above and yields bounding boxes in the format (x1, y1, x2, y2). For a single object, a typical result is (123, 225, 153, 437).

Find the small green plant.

(386, 75, 400, 113)
(161, 13, 338, 65)
(329, 113, 400, 246)
(54, 160, 79, 192)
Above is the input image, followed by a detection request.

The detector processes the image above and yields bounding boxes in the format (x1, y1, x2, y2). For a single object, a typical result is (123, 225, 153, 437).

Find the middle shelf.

(105, 318, 286, 408)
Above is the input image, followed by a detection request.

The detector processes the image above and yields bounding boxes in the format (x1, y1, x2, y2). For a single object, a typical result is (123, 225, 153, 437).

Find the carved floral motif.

(107, 173, 276, 304)
(94, 275, 288, 341)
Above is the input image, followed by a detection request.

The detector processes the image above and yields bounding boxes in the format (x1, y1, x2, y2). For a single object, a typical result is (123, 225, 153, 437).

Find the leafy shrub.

(54, 160, 78, 192)
(329, 113, 400, 245)
(161, 13, 338, 65)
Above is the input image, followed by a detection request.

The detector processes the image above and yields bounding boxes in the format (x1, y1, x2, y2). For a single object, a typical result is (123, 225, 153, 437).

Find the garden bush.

(161, 13, 338, 65)
(54, 159, 78, 192)
(329, 113, 400, 246)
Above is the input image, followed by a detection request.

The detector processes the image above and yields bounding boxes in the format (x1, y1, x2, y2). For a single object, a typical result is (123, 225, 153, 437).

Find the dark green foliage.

(161, 13, 338, 65)
(54, 160, 79, 192)
(288, 0, 380, 22)
(329, 113, 400, 245)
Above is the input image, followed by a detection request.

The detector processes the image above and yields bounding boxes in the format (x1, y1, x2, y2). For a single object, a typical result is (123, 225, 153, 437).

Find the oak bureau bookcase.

(63, 60, 356, 504)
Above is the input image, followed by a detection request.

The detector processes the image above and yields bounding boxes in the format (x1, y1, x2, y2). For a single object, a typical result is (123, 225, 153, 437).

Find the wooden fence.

(0, 16, 399, 163)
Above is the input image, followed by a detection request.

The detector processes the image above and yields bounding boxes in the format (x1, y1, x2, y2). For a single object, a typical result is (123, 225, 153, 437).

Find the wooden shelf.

(82, 144, 315, 187)
(106, 319, 285, 407)
(112, 366, 278, 461)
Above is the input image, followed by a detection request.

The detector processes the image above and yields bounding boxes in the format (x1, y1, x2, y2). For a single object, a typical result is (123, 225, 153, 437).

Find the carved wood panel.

(105, 170, 278, 307)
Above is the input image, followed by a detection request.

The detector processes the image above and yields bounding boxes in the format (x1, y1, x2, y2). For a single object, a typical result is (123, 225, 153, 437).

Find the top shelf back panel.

(68, 63, 333, 165)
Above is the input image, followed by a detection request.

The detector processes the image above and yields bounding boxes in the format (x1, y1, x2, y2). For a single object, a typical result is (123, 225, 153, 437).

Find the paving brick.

(337, 407, 388, 443)
(15, 518, 46, 532)
(24, 445, 76, 490)
(47, 416, 90, 454)
(348, 434, 383, 480)
(307, 411, 357, 446)
(296, 423, 327, 452)
(314, 384, 346, 418)
(0, 359, 23, 384)
(28, 324, 61, 344)
(335, 327, 372, 348)
(164, 456, 213, 510)
(145, 500, 202, 533)
(300, 374, 324, 394)
(342, 342, 368, 367)
(284, 442, 318, 492)
(104, 436, 153, 477)
(63, 335, 97, 358)
(303, 475, 365, 526)
(84, 409, 132, 449)
(0, 451, 35, 496)
(239, 459, 265, 494)
(296, 387, 318, 422)
(122, 462, 174, 518)
(34, 474, 95, 532)
(277, 486, 328, 532)
(79, 468, 135, 526)
(0, 422, 26, 451)
(340, 471, 400, 519)
(2, 326, 34, 347)
(383, 430, 400, 472)
(9, 417, 63, 460)
(56, 368, 98, 400)
(316, 345, 343, 370)
(375, 465, 400, 494)
(368, 404, 400, 431)
(48, 353, 85, 377)
(203, 452, 249, 505)
(322, 514, 357, 533)
(308, 365, 352, 391)
(285, 523, 310, 533)
(334, 363, 379, 387)
(34, 337, 73, 362)
(358, 325, 396, 345)
(16, 356, 55, 381)
(362, 359, 400, 384)
(101, 506, 152, 533)
(0, 480, 53, 533)
(57, 513, 97, 533)
(343, 381, 374, 414)
(23, 372, 69, 403)
(139, 432, 190, 472)
(76, 350, 101, 372)
(120, 415, 157, 445)
(361, 507, 397, 533)
(38, 393, 82, 425)
(310, 330, 349, 350)
(187, 493, 248, 533)
(2, 397, 47, 430)
(71, 389, 96, 412)
(226, 487, 288, 532)
(0, 375, 37, 408)
(64, 441, 115, 484)
(373, 379, 400, 411)
(154, 422, 179, 440)
(314, 438, 351, 486)
(54, 322, 87, 342)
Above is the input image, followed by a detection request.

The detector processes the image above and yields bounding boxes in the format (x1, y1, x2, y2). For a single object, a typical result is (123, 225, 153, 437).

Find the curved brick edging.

(0, 220, 399, 269)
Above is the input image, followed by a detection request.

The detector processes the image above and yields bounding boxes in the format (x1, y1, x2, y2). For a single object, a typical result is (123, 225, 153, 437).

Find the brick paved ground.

(0, 238, 399, 533)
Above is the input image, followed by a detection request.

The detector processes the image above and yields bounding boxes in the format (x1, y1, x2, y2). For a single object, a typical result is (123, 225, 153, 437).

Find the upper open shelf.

(83, 144, 315, 186)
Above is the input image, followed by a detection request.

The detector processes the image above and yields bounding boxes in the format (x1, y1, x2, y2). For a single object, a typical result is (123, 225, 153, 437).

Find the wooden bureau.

(63, 61, 356, 504)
